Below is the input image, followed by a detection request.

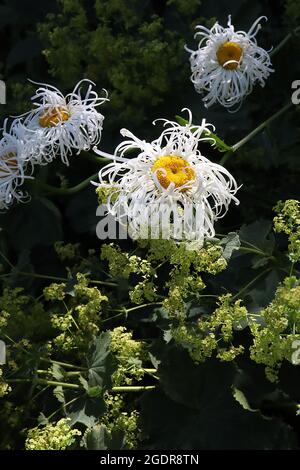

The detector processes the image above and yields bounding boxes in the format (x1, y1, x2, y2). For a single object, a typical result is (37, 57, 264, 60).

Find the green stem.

(0, 250, 14, 269)
(198, 294, 219, 299)
(41, 358, 86, 371)
(270, 26, 300, 58)
(46, 396, 82, 422)
(110, 302, 162, 316)
(37, 370, 82, 377)
(12, 270, 118, 287)
(111, 386, 156, 392)
(239, 238, 266, 251)
(7, 378, 80, 390)
(231, 103, 293, 153)
(101, 312, 124, 323)
(125, 302, 162, 313)
(219, 150, 232, 165)
(232, 268, 271, 301)
(220, 102, 294, 165)
(35, 173, 98, 196)
(239, 246, 265, 256)
(81, 151, 111, 165)
(7, 378, 156, 393)
(239, 246, 275, 261)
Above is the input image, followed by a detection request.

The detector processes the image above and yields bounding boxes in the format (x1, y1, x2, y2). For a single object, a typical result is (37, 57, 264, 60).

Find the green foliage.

(274, 200, 300, 262)
(38, 0, 209, 132)
(249, 276, 300, 382)
(141, 346, 297, 449)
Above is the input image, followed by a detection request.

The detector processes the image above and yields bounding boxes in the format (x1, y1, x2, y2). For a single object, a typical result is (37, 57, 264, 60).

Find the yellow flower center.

(216, 41, 243, 70)
(152, 156, 195, 191)
(39, 106, 70, 128)
(0, 152, 17, 177)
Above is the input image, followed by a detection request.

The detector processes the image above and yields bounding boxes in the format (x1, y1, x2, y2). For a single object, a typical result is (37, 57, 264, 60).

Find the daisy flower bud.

(94, 109, 239, 243)
(186, 16, 274, 109)
(17, 79, 108, 165)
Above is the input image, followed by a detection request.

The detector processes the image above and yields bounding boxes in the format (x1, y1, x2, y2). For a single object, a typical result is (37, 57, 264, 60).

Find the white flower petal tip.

(97, 110, 240, 242)
(187, 16, 274, 110)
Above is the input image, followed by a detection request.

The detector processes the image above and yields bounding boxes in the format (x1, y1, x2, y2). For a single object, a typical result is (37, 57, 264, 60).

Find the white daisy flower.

(186, 16, 274, 109)
(0, 132, 33, 211)
(17, 79, 108, 166)
(94, 109, 239, 243)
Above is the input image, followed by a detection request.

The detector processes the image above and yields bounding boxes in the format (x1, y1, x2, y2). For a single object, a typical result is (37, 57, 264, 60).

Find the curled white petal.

(14, 79, 108, 166)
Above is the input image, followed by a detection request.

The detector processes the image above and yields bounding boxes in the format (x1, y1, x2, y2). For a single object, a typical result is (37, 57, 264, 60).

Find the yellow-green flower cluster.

(96, 185, 119, 205)
(102, 240, 227, 316)
(25, 418, 81, 450)
(44, 282, 66, 301)
(102, 393, 141, 449)
(101, 243, 158, 305)
(0, 287, 50, 347)
(159, 241, 226, 316)
(0, 287, 29, 323)
(0, 309, 9, 329)
(203, 294, 247, 343)
(273, 199, 300, 262)
(101, 244, 154, 279)
(54, 241, 80, 262)
(0, 402, 27, 449)
(250, 276, 300, 382)
(110, 326, 146, 386)
(0, 369, 11, 398)
(171, 294, 247, 362)
(171, 324, 217, 362)
(38, 0, 205, 131)
(45, 274, 108, 352)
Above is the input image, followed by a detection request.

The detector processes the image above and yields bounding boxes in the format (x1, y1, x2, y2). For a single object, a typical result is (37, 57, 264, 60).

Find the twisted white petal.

(186, 16, 274, 109)
(94, 110, 240, 242)
(15, 79, 108, 165)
